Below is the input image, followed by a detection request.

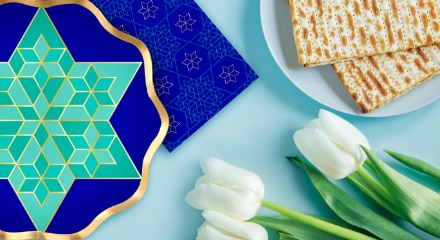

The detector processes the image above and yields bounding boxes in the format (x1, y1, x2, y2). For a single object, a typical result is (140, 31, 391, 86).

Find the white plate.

(260, 0, 440, 117)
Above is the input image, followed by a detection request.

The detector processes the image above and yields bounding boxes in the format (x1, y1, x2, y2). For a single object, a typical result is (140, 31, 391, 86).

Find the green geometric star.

(0, 8, 141, 231)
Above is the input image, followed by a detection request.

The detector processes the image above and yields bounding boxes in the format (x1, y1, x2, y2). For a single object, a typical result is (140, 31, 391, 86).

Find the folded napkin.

(91, 0, 259, 151)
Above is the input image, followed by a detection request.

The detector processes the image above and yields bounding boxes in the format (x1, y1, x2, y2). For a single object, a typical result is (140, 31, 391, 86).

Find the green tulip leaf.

(362, 146, 440, 237)
(384, 149, 440, 180)
(347, 163, 404, 218)
(289, 156, 420, 240)
(251, 216, 347, 240)
(279, 232, 300, 240)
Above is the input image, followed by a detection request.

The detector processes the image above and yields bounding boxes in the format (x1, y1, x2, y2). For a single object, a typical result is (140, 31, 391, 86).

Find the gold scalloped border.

(0, 0, 169, 239)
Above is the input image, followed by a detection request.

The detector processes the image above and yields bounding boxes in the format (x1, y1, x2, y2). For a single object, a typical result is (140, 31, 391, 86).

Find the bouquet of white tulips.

(186, 158, 382, 240)
(186, 109, 440, 240)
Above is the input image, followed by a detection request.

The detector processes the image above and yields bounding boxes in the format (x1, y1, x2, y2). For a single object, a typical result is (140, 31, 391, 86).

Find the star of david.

(175, 13, 196, 33)
(219, 64, 240, 84)
(155, 76, 173, 96)
(138, 0, 159, 20)
(182, 51, 202, 71)
(0, 8, 141, 231)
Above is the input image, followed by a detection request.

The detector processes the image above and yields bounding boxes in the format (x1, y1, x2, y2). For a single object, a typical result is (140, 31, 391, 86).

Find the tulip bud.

(186, 157, 264, 221)
(293, 109, 369, 179)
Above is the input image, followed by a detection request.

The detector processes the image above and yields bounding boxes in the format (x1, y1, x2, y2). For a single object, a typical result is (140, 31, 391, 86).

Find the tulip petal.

(200, 157, 264, 199)
(202, 210, 268, 240)
(197, 223, 240, 240)
(185, 182, 261, 221)
(304, 118, 321, 129)
(318, 109, 369, 164)
(294, 128, 358, 179)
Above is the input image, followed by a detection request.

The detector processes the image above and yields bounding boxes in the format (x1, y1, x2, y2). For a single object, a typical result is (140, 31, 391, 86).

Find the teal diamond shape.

(9, 136, 31, 161)
(20, 179, 40, 192)
(19, 165, 39, 179)
(19, 49, 39, 62)
(84, 95, 98, 117)
(0, 136, 13, 149)
(33, 35, 49, 61)
(43, 77, 64, 103)
(0, 121, 23, 135)
(35, 154, 49, 176)
(59, 50, 74, 73)
(20, 63, 40, 77)
(0, 92, 14, 105)
(94, 77, 114, 91)
(44, 107, 64, 120)
(0, 77, 14, 91)
(52, 80, 74, 105)
(9, 166, 25, 192)
(69, 77, 89, 91)
(0, 163, 14, 178)
(19, 121, 39, 135)
(44, 179, 64, 192)
(84, 66, 99, 88)
(18, 107, 39, 120)
(35, 124, 49, 146)
(70, 92, 89, 105)
(44, 49, 64, 62)
(18, 77, 40, 103)
(9, 80, 31, 105)
(94, 136, 114, 149)
(0, 63, 14, 77)
(34, 181, 49, 204)
(43, 165, 64, 179)
(9, 51, 24, 75)
(34, 65, 49, 88)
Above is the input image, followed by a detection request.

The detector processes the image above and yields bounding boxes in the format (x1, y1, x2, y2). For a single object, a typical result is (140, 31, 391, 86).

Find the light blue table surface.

(87, 1, 440, 239)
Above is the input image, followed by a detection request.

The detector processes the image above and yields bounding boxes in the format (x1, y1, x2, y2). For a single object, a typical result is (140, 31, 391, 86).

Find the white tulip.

(185, 157, 264, 221)
(293, 109, 370, 179)
(196, 210, 268, 240)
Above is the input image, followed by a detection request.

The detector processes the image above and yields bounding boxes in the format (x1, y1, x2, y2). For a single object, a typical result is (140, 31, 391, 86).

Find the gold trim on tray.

(0, 0, 169, 239)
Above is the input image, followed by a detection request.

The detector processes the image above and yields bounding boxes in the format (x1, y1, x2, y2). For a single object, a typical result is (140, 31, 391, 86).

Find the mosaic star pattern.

(90, 0, 259, 151)
(0, 9, 141, 231)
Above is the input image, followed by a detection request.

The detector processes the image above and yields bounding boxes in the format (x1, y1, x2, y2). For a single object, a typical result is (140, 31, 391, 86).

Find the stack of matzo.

(286, 0, 440, 113)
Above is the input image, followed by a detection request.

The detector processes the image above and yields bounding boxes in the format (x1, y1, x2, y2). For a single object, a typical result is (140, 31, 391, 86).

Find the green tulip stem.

(350, 166, 404, 218)
(260, 198, 377, 240)
(356, 167, 392, 202)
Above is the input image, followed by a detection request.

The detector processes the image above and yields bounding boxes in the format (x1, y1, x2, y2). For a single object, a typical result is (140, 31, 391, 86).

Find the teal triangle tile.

(19, 193, 65, 231)
(90, 0, 259, 151)
(18, 9, 64, 49)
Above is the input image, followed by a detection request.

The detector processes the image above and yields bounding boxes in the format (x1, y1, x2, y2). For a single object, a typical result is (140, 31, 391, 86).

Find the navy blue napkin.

(91, 0, 258, 151)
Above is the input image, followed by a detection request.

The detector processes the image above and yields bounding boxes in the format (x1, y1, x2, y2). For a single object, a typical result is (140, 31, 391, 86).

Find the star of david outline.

(219, 64, 240, 84)
(175, 12, 196, 33)
(181, 51, 202, 71)
(0, 8, 142, 231)
(155, 76, 173, 96)
(138, 0, 159, 20)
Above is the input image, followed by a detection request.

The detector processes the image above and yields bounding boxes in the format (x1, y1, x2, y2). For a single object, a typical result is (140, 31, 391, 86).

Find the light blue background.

(87, 1, 440, 239)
